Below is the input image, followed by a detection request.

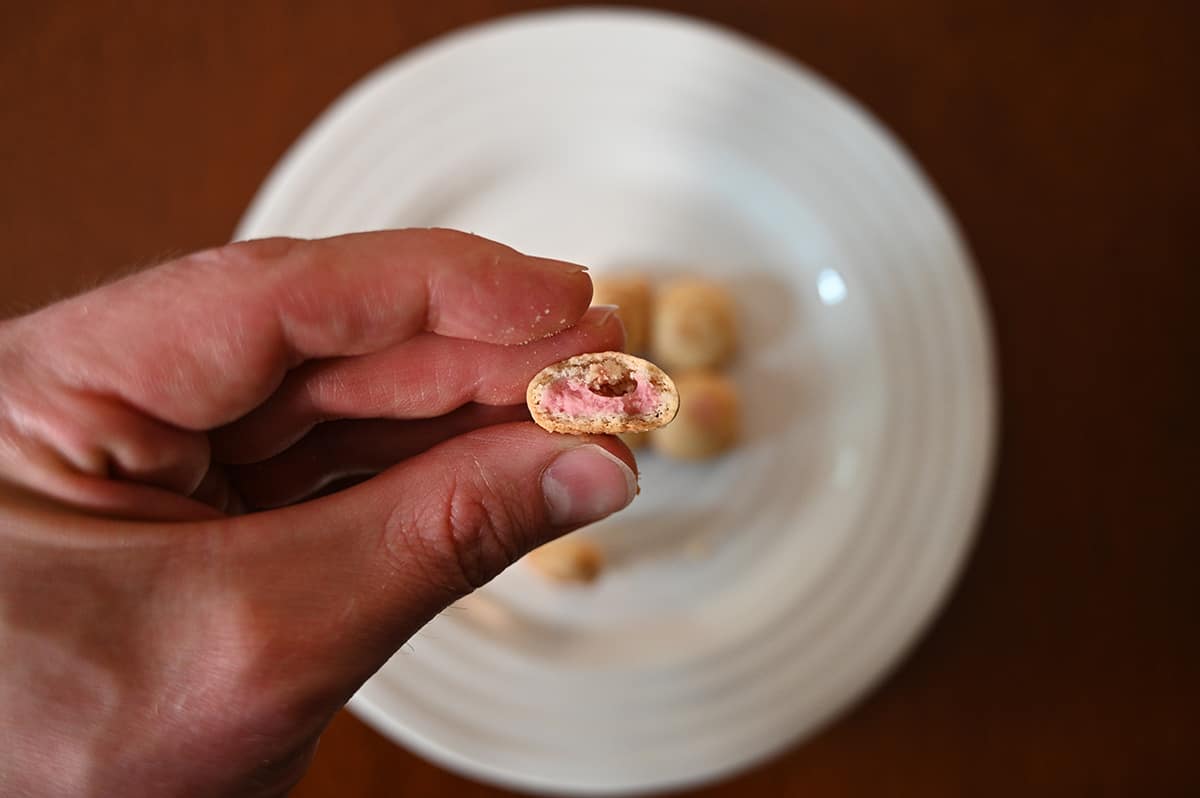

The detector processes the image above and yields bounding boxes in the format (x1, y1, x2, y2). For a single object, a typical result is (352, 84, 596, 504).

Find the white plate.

(236, 9, 996, 795)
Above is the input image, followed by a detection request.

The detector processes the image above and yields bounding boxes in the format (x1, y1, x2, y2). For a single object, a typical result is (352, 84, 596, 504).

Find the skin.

(0, 229, 637, 797)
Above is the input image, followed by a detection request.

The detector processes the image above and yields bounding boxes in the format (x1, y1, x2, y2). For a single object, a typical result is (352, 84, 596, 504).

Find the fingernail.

(542, 445, 637, 526)
(583, 304, 620, 326)
(533, 256, 589, 274)
(581, 305, 626, 349)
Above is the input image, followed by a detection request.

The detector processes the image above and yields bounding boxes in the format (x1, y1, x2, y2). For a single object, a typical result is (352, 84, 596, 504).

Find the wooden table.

(3, 2, 1197, 795)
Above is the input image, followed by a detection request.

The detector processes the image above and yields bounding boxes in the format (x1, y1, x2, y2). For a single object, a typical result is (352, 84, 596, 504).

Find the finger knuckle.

(389, 464, 528, 595)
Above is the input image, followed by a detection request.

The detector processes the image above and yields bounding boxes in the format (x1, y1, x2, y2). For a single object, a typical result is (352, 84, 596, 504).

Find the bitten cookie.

(651, 370, 741, 459)
(653, 278, 737, 370)
(591, 275, 653, 353)
(527, 351, 679, 435)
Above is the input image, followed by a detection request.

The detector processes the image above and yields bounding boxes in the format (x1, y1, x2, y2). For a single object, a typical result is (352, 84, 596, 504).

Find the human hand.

(0, 230, 635, 797)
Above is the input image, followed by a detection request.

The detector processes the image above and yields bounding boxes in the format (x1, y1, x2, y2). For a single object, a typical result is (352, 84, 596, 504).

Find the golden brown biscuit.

(527, 351, 679, 435)
(651, 370, 740, 460)
(653, 278, 737, 370)
(526, 536, 604, 583)
(591, 275, 653, 353)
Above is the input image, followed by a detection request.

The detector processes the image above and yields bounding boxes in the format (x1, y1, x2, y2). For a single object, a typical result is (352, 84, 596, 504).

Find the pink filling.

(541, 371, 661, 418)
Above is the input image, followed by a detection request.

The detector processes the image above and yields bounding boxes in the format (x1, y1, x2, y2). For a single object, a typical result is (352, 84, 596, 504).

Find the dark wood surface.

(3, 2, 1197, 795)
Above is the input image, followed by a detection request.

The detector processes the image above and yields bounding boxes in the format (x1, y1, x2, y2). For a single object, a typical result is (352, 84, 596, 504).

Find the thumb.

(354, 421, 638, 602)
(225, 422, 636, 685)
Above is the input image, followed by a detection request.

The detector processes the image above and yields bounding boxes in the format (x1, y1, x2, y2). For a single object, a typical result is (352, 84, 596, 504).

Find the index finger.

(18, 229, 592, 430)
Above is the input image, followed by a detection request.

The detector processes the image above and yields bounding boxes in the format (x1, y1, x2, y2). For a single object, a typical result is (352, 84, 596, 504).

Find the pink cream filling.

(541, 371, 661, 418)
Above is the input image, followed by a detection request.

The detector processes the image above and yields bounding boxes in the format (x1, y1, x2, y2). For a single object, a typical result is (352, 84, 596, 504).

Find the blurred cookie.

(653, 278, 737, 370)
(591, 274, 652, 354)
(526, 536, 604, 583)
(651, 370, 740, 460)
(617, 431, 649, 450)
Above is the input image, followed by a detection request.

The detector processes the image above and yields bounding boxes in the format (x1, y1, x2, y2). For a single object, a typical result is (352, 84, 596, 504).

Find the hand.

(0, 230, 636, 797)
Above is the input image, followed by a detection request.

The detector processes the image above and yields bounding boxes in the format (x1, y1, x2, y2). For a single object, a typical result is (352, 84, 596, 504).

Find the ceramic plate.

(237, 9, 996, 795)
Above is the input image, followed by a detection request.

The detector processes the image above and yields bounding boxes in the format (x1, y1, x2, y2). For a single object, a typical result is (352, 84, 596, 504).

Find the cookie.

(653, 278, 737, 370)
(591, 274, 652, 353)
(526, 536, 605, 583)
(527, 351, 679, 435)
(651, 370, 740, 460)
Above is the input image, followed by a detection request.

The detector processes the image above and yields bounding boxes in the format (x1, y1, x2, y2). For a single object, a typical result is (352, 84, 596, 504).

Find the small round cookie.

(526, 536, 604, 583)
(591, 274, 652, 354)
(651, 370, 740, 460)
(653, 278, 737, 370)
(527, 351, 679, 435)
(592, 276, 652, 352)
